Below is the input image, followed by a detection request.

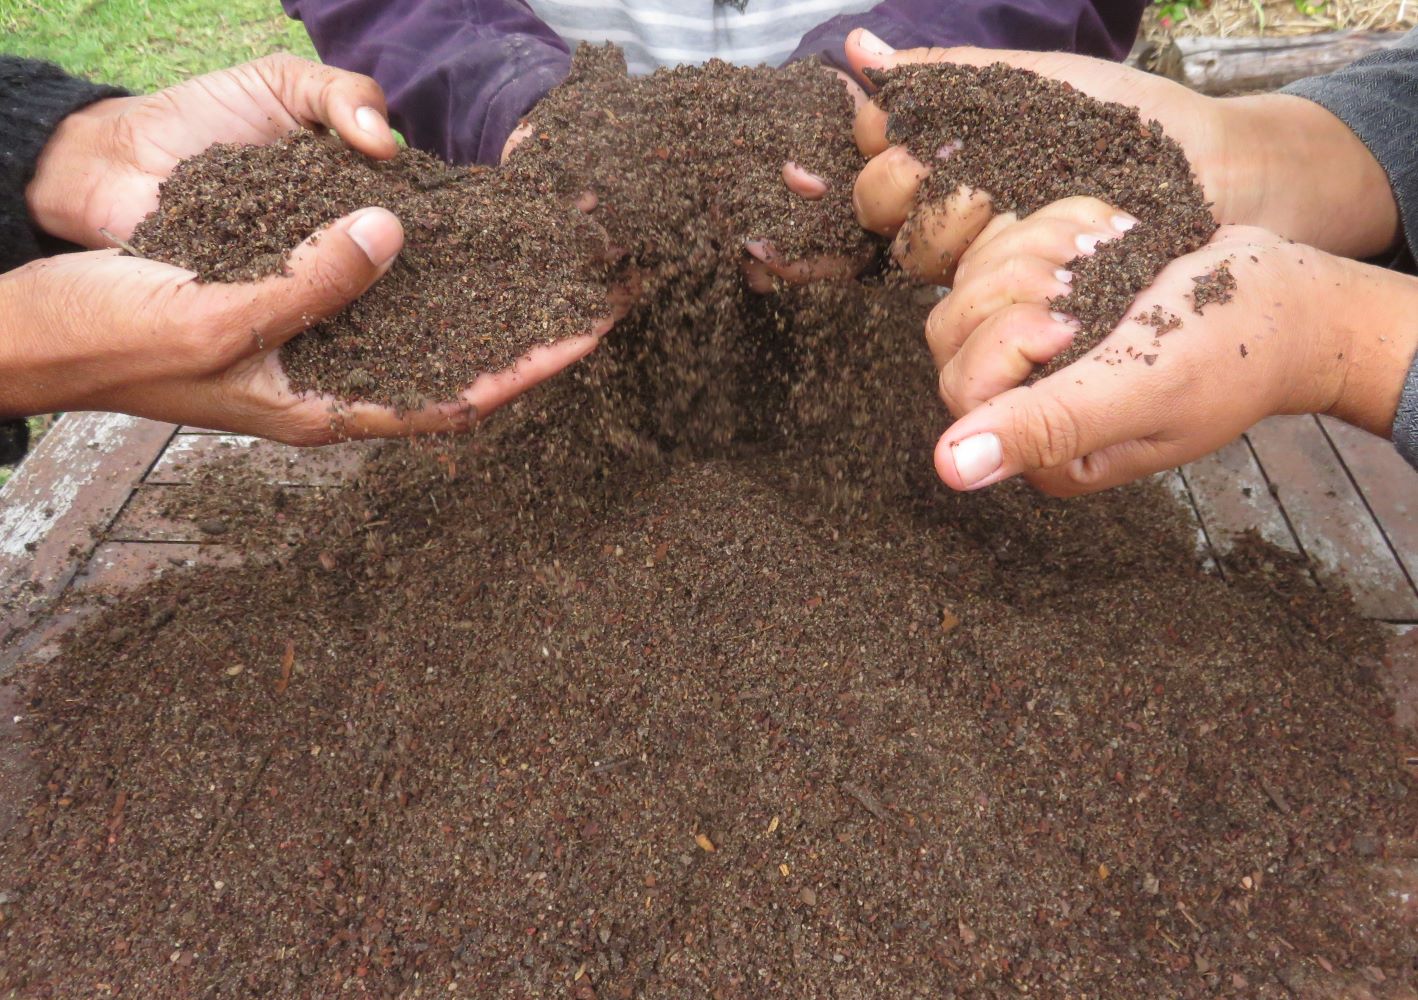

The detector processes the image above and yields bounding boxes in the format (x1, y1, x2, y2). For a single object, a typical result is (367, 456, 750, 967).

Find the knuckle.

(936, 361, 968, 417)
(1012, 397, 1082, 470)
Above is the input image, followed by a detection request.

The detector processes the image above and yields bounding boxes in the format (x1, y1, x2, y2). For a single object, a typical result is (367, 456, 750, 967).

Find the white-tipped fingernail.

(1050, 310, 1078, 327)
(1112, 214, 1138, 233)
(355, 106, 386, 136)
(951, 433, 1002, 487)
(1075, 233, 1108, 255)
(1054, 269, 1073, 285)
(856, 29, 896, 57)
(348, 207, 401, 268)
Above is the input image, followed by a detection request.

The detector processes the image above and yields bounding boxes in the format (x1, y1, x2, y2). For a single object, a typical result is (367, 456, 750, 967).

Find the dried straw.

(1145, 0, 1416, 39)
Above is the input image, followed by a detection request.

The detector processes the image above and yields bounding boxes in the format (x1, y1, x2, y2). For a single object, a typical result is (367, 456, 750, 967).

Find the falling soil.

(869, 61, 1218, 375)
(3, 50, 1415, 1000)
(1192, 259, 1239, 314)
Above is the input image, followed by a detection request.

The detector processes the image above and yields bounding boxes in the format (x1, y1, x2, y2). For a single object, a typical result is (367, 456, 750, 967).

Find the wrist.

(1223, 94, 1398, 258)
(1319, 257, 1418, 436)
(24, 97, 128, 248)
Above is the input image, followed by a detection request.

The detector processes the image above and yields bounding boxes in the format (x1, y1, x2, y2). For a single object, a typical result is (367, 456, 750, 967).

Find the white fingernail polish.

(355, 106, 385, 136)
(1075, 233, 1107, 255)
(1054, 269, 1073, 285)
(856, 29, 897, 57)
(1112, 214, 1138, 234)
(951, 433, 1002, 487)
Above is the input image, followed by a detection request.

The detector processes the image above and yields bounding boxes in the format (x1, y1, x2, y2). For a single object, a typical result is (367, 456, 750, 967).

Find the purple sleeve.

(282, 0, 571, 165)
(788, 0, 1147, 72)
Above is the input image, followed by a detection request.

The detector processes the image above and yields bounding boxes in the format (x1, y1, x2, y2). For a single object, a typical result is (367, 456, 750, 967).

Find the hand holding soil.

(930, 207, 1418, 496)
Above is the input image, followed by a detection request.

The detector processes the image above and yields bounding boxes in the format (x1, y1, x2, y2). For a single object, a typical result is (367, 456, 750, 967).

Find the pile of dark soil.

(869, 61, 1217, 374)
(130, 133, 613, 409)
(2, 276, 1415, 997)
(2, 48, 1414, 1000)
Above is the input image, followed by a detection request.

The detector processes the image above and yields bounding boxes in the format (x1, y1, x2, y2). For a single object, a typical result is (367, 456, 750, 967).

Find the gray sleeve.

(1281, 30, 1418, 468)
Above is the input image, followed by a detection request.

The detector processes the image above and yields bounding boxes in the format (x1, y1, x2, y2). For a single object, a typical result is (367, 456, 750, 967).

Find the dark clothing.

(280, 0, 1147, 166)
(1, 56, 126, 273)
(1283, 29, 1418, 466)
(1, 56, 124, 462)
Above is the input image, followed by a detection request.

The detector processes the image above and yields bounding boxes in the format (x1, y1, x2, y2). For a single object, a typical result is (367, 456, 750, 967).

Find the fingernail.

(744, 239, 775, 263)
(1050, 310, 1078, 328)
(1111, 214, 1138, 234)
(936, 139, 964, 161)
(348, 207, 401, 268)
(1054, 269, 1073, 285)
(856, 29, 896, 57)
(1075, 233, 1110, 255)
(355, 106, 386, 137)
(951, 433, 1002, 487)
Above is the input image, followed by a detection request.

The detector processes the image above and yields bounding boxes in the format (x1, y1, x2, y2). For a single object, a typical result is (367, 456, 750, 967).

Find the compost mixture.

(2, 51, 1415, 1000)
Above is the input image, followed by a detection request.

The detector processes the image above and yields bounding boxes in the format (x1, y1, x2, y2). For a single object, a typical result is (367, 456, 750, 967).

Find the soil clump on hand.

(130, 132, 613, 409)
(868, 61, 1218, 374)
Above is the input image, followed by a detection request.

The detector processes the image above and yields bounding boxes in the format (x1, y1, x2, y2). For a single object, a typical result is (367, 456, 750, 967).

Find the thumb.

(201, 206, 403, 351)
(933, 375, 1161, 493)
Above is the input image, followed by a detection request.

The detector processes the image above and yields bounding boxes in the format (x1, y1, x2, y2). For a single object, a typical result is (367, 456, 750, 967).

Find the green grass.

(0, 0, 315, 91)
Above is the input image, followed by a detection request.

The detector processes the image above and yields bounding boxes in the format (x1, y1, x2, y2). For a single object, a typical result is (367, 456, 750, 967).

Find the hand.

(0, 209, 612, 445)
(844, 29, 1400, 283)
(741, 68, 873, 293)
(26, 54, 399, 248)
(927, 197, 1418, 496)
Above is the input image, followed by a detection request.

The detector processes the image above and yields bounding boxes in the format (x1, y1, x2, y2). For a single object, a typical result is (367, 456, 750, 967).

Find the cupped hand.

(844, 30, 1231, 284)
(843, 28, 1399, 281)
(26, 54, 400, 249)
(924, 196, 1418, 496)
(0, 209, 614, 445)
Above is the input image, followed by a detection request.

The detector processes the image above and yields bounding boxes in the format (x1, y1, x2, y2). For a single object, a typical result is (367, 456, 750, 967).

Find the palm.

(86, 56, 395, 240)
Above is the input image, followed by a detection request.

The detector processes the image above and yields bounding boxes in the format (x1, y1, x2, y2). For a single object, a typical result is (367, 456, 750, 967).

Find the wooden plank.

(1247, 415, 1418, 621)
(1151, 30, 1409, 94)
(1319, 416, 1418, 591)
(147, 434, 371, 487)
(0, 413, 175, 660)
(1181, 435, 1301, 554)
(1158, 469, 1217, 569)
(72, 541, 243, 593)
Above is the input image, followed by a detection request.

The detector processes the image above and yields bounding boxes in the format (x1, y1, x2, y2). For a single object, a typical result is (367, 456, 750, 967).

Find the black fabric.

(1, 57, 126, 467)
(1, 56, 127, 275)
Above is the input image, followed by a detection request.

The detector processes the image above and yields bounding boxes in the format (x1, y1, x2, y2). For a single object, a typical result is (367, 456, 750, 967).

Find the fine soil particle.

(130, 132, 613, 409)
(868, 61, 1218, 375)
(1192, 259, 1239, 314)
(2, 276, 1415, 997)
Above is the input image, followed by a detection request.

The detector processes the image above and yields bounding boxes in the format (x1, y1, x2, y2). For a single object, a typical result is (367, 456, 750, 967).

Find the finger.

(783, 161, 828, 200)
(502, 122, 534, 164)
(460, 326, 610, 418)
(854, 101, 891, 157)
(256, 54, 397, 160)
(742, 257, 777, 295)
(956, 199, 1137, 286)
(1027, 437, 1187, 498)
(890, 185, 993, 283)
(927, 260, 1073, 367)
(932, 369, 1167, 492)
(853, 146, 931, 235)
(190, 207, 403, 361)
(829, 68, 871, 111)
(743, 240, 866, 286)
(936, 304, 1079, 414)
